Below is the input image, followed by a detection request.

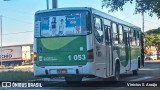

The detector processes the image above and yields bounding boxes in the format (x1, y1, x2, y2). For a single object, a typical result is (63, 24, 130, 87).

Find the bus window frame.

(94, 15, 104, 44)
(103, 18, 111, 45)
(129, 28, 134, 46)
(118, 24, 124, 45)
(134, 29, 137, 46)
(136, 30, 140, 46)
(112, 22, 119, 45)
(123, 25, 130, 45)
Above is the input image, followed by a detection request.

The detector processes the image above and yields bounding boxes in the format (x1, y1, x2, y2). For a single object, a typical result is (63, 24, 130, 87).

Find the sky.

(0, 0, 160, 46)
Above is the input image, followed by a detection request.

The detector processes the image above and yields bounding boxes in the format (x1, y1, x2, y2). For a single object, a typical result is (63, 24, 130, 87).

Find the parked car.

(157, 51, 160, 60)
(145, 52, 157, 60)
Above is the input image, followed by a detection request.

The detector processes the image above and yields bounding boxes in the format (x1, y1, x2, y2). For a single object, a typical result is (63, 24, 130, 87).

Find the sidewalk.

(144, 60, 160, 62)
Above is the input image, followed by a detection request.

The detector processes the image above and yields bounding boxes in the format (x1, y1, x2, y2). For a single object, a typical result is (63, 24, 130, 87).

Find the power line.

(2, 30, 33, 35)
(144, 25, 156, 29)
(2, 15, 33, 25)
(1, 2, 35, 15)
(4, 8, 34, 15)
(144, 20, 160, 25)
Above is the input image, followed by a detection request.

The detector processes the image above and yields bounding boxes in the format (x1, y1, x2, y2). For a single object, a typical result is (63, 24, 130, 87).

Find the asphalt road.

(1, 61, 160, 90)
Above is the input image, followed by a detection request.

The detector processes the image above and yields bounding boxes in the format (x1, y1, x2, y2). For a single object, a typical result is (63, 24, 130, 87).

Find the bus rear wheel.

(65, 75, 82, 84)
(132, 70, 138, 75)
(114, 62, 120, 81)
(133, 59, 139, 75)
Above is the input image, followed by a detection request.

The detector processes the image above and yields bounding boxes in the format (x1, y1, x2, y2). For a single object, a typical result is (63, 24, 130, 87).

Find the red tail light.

(34, 52, 37, 62)
(87, 49, 94, 62)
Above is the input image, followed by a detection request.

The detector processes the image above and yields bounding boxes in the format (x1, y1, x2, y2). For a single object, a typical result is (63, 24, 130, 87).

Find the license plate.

(57, 69, 67, 74)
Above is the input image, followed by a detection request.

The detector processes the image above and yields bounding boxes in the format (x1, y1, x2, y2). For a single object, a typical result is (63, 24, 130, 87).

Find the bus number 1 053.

(68, 55, 86, 61)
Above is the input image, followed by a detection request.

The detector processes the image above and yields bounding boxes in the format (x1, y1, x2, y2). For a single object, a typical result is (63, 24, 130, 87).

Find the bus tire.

(138, 58, 140, 68)
(65, 75, 82, 84)
(132, 70, 138, 75)
(114, 62, 120, 81)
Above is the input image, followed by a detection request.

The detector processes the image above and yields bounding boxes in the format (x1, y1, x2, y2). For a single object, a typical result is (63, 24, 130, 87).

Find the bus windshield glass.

(35, 10, 90, 37)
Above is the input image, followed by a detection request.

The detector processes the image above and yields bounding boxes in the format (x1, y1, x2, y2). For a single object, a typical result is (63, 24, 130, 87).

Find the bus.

(33, 7, 144, 82)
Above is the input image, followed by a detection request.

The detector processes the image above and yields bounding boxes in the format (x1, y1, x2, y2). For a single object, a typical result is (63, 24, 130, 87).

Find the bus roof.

(35, 7, 91, 14)
(35, 7, 141, 31)
(91, 8, 141, 30)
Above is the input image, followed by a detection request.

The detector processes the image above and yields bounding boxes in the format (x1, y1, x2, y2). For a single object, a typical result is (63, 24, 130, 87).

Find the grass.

(0, 71, 35, 81)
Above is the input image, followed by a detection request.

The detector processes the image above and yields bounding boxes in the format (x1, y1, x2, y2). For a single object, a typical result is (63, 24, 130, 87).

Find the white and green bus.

(33, 7, 144, 82)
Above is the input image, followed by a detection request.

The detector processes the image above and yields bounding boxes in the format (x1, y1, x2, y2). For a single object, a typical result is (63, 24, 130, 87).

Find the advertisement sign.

(0, 46, 22, 60)
(65, 15, 81, 27)
(41, 17, 52, 37)
(40, 15, 81, 37)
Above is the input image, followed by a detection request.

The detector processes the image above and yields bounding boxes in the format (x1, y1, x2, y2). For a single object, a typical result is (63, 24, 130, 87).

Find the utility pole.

(52, 0, 57, 8)
(142, 12, 144, 33)
(46, 0, 49, 9)
(142, 12, 145, 67)
(0, 15, 2, 66)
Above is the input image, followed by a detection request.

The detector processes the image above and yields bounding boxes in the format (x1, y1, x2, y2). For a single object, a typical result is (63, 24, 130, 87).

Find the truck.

(0, 44, 33, 66)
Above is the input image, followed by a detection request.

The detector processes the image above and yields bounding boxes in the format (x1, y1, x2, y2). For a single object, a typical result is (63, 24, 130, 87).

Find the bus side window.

(104, 25, 109, 42)
(94, 17, 103, 43)
(104, 19, 111, 44)
(112, 23, 118, 44)
(136, 31, 140, 46)
(123, 26, 129, 45)
(133, 30, 136, 46)
(130, 29, 134, 45)
(118, 25, 123, 44)
(123, 31, 128, 45)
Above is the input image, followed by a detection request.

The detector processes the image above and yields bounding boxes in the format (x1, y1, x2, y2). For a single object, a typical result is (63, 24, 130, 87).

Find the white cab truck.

(0, 44, 33, 66)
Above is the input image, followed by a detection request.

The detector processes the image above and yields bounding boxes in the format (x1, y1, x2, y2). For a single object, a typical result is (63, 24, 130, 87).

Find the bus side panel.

(130, 46, 141, 70)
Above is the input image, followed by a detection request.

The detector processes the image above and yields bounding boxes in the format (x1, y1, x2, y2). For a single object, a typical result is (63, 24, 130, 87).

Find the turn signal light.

(87, 49, 94, 62)
(34, 52, 37, 61)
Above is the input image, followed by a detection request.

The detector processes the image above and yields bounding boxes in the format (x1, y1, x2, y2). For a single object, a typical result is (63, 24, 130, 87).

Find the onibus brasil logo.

(2, 82, 42, 87)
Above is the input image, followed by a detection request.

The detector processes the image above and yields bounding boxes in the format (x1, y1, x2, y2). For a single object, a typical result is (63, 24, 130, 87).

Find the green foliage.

(144, 27, 160, 47)
(0, 71, 34, 81)
(102, 0, 160, 18)
(144, 34, 160, 47)
(145, 27, 160, 34)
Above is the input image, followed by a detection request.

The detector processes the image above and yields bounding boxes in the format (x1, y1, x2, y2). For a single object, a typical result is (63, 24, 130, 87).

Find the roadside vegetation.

(144, 28, 160, 47)
(0, 71, 34, 81)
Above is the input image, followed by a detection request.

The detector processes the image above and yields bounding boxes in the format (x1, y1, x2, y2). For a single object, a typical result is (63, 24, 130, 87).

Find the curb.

(144, 60, 160, 63)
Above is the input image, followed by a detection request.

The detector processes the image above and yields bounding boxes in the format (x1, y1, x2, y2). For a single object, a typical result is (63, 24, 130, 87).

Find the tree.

(144, 27, 160, 50)
(102, 0, 160, 18)
(145, 27, 160, 34)
(144, 34, 155, 47)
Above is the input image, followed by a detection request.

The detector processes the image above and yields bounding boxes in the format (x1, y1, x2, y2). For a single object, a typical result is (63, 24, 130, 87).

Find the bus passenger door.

(104, 25, 112, 77)
(124, 31, 131, 70)
(94, 17, 107, 78)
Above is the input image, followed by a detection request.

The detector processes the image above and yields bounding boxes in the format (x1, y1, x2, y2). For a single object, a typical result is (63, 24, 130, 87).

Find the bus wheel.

(65, 75, 82, 84)
(114, 62, 120, 81)
(132, 70, 138, 75)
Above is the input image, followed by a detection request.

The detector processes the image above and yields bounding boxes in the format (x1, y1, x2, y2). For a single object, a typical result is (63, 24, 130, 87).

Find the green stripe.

(36, 36, 87, 66)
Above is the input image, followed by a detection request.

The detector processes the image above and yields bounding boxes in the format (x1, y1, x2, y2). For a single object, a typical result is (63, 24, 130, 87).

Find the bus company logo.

(2, 82, 11, 87)
(0, 49, 13, 53)
(0, 49, 13, 59)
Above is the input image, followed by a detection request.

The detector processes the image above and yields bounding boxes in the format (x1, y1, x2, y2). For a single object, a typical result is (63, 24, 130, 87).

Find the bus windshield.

(35, 10, 90, 37)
